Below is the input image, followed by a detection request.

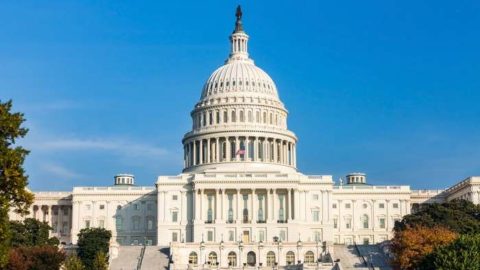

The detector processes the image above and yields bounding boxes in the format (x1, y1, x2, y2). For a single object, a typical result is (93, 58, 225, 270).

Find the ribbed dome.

(200, 61, 279, 99)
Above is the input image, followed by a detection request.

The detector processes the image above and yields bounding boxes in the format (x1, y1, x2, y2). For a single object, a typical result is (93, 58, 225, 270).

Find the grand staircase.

(140, 246, 170, 270)
(109, 246, 143, 270)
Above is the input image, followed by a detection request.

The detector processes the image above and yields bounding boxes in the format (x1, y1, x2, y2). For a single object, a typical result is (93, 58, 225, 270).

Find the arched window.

(270, 143, 274, 161)
(146, 216, 154, 230)
(132, 216, 141, 230)
(248, 111, 253, 122)
(269, 112, 273, 124)
(216, 111, 220, 124)
(202, 112, 206, 126)
(286, 251, 295, 265)
(266, 251, 276, 266)
(228, 251, 237, 267)
(362, 214, 369, 229)
(208, 252, 218, 265)
(223, 111, 228, 123)
(256, 111, 260, 123)
(240, 110, 245, 122)
(221, 142, 227, 161)
(209, 111, 213, 125)
(189, 252, 198, 265)
(263, 112, 267, 123)
(230, 140, 236, 160)
(304, 251, 315, 264)
(247, 251, 256, 266)
(231, 111, 236, 122)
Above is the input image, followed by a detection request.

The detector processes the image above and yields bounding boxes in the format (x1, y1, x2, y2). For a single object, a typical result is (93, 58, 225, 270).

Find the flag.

(235, 148, 245, 156)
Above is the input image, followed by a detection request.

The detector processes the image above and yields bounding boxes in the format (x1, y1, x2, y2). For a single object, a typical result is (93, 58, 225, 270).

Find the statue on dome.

(236, 5, 243, 20)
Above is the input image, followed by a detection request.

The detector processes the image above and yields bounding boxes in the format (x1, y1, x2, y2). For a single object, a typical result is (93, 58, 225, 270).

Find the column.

(180, 191, 185, 223)
(199, 140, 203, 164)
(193, 141, 197, 166)
(221, 189, 226, 221)
(207, 138, 211, 163)
(236, 189, 241, 222)
(288, 189, 293, 221)
(215, 189, 220, 222)
(273, 140, 278, 163)
(216, 138, 220, 163)
(194, 189, 199, 221)
(386, 200, 390, 230)
(235, 137, 240, 161)
(294, 189, 300, 220)
(251, 189, 256, 223)
(268, 189, 273, 221)
(272, 189, 277, 221)
(322, 191, 327, 221)
(199, 189, 204, 221)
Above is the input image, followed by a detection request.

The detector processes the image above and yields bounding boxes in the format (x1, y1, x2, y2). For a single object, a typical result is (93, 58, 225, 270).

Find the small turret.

(114, 174, 135, 186)
(346, 172, 367, 185)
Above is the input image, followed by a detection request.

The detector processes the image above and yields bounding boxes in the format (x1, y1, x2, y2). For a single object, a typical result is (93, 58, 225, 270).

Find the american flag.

(235, 148, 245, 156)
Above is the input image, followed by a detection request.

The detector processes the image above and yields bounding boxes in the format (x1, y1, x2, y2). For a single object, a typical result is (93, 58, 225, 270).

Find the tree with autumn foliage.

(0, 100, 34, 267)
(390, 226, 458, 270)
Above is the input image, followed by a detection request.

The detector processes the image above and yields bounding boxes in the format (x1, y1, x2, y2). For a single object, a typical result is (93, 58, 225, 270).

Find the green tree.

(0, 100, 34, 267)
(419, 234, 480, 270)
(92, 251, 108, 270)
(77, 228, 111, 269)
(395, 200, 480, 234)
(9, 218, 59, 247)
(63, 254, 85, 270)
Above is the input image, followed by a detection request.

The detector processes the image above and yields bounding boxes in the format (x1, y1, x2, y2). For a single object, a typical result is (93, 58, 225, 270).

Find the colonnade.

(184, 136, 296, 169)
(192, 188, 300, 224)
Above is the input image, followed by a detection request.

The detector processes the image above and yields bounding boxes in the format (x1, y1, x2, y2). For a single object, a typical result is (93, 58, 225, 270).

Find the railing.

(353, 242, 375, 270)
(136, 243, 146, 270)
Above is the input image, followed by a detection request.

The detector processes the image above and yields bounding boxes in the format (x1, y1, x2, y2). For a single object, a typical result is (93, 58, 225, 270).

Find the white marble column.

(236, 189, 241, 222)
(193, 141, 197, 165)
(252, 189, 256, 223)
(215, 189, 220, 222)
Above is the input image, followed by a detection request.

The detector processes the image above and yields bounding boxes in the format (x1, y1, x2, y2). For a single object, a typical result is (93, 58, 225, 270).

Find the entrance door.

(242, 230, 250, 243)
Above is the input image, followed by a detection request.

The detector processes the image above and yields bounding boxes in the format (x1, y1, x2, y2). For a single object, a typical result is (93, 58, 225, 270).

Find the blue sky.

(1, 1, 479, 190)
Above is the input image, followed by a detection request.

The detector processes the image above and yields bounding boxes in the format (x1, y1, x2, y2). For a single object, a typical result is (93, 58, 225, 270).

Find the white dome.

(201, 61, 279, 100)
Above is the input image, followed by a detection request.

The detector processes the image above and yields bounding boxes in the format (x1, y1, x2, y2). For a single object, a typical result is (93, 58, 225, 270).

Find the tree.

(63, 254, 85, 270)
(92, 251, 108, 270)
(395, 200, 480, 234)
(5, 245, 66, 270)
(77, 228, 111, 269)
(9, 218, 59, 247)
(419, 234, 480, 270)
(0, 100, 34, 267)
(390, 226, 458, 270)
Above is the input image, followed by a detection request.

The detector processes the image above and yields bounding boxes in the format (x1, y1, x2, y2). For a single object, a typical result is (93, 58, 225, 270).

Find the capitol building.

(9, 6, 480, 270)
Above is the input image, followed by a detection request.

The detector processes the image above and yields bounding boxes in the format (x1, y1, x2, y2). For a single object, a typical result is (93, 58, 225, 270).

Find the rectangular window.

(345, 203, 351, 209)
(98, 220, 105, 228)
(313, 210, 320, 222)
(393, 203, 399, 209)
(379, 203, 385, 209)
(332, 203, 337, 209)
(63, 208, 69, 215)
(333, 218, 338, 229)
(207, 231, 214, 242)
(85, 220, 90, 228)
(147, 203, 153, 211)
(279, 230, 286, 241)
(314, 231, 321, 242)
(172, 232, 178, 242)
(85, 204, 91, 211)
(379, 218, 386, 229)
(228, 230, 234, 241)
(172, 211, 178, 222)
(312, 194, 319, 200)
(99, 204, 105, 210)
(134, 204, 139, 210)
(345, 219, 351, 229)
(172, 195, 178, 201)
(259, 231, 265, 242)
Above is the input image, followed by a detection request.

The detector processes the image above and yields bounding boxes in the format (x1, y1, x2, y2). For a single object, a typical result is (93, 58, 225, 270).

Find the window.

(207, 231, 214, 242)
(247, 251, 256, 266)
(345, 218, 352, 229)
(223, 111, 228, 123)
(99, 204, 105, 210)
(379, 218, 386, 229)
(313, 210, 320, 222)
(227, 194, 234, 223)
(259, 231, 265, 242)
(172, 232, 178, 242)
(363, 203, 368, 209)
(216, 111, 220, 124)
(172, 211, 178, 222)
(345, 203, 351, 209)
(147, 203, 153, 211)
(243, 194, 249, 222)
(314, 231, 321, 242)
(231, 111, 236, 122)
(304, 251, 315, 264)
(208, 252, 218, 266)
(189, 252, 198, 265)
(85, 204, 91, 211)
(332, 203, 337, 209)
(393, 203, 399, 209)
(333, 218, 338, 229)
(172, 195, 178, 200)
(312, 194, 319, 200)
(240, 111, 244, 122)
(248, 111, 253, 122)
(98, 220, 105, 228)
(258, 194, 264, 222)
(228, 251, 237, 266)
(132, 216, 141, 230)
(116, 216, 123, 230)
(286, 251, 295, 265)
(134, 204, 139, 210)
(248, 140, 254, 160)
(63, 207, 69, 215)
(84, 220, 90, 228)
(209, 111, 213, 125)
(362, 214, 369, 229)
(280, 230, 286, 241)
(207, 195, 214, 222)
(278, 195, 285, 221)
(147, 217, 154, 230)
(263, 111, 267, 123)
(228, 230, 234, 241)
(266, 251, 276, 267)
(379, 203, 385, 209)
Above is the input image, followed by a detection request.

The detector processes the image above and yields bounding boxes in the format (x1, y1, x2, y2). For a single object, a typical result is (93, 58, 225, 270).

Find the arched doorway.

(286, 251, 295, 265)
(208, 252, 218, 266)
(247, 251, 256, 266)
(228, 251, 237, 267)
(266, 251, 276, 266)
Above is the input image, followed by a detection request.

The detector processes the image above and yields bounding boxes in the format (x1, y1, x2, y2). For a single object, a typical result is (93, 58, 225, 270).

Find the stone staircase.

(332, 244, 392, 270)
(110, 246, 143, 270)
(140, 246, 170, 270)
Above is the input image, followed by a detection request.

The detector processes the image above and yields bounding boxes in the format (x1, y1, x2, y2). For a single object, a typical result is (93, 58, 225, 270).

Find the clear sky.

(1, 1, 479, 191)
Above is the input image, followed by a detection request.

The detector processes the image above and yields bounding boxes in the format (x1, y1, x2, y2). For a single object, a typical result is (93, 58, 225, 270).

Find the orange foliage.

(390, 226, 458, 270)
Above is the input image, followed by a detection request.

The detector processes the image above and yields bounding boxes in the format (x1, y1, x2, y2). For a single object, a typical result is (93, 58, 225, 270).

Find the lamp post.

(258, 240, 264, 269)
(239, 240, 244, 269)
(200, 239, 205, 270)
(296, 238, 302, 266)
(219, 240, 224, 269)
